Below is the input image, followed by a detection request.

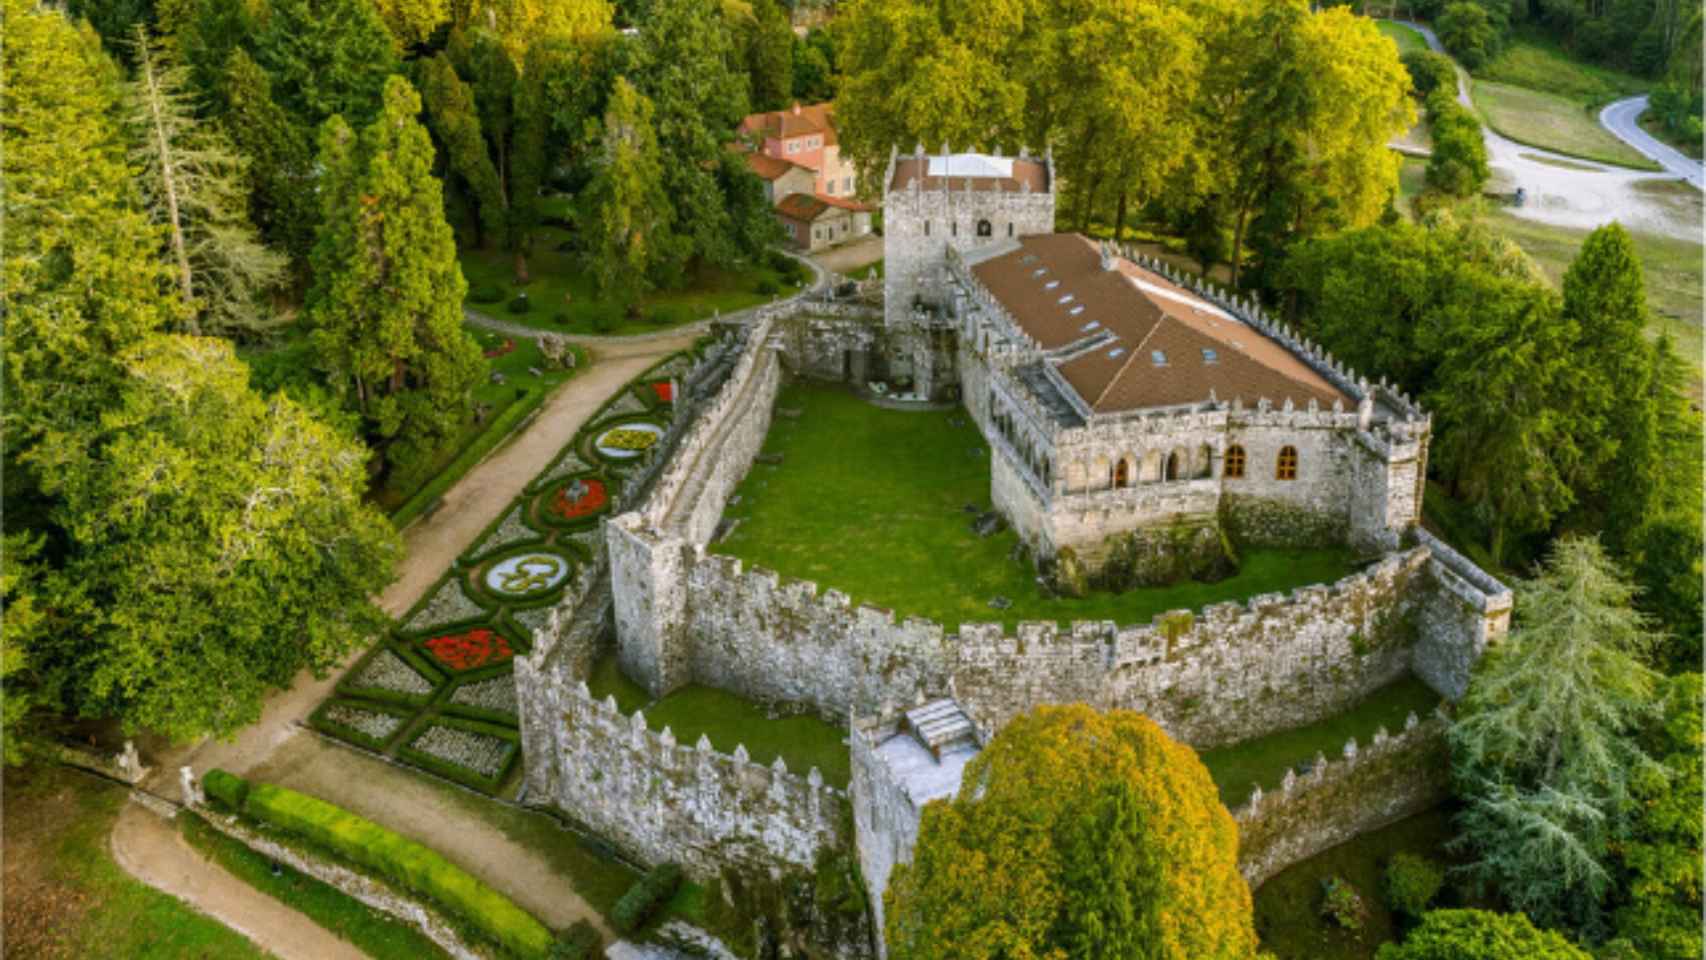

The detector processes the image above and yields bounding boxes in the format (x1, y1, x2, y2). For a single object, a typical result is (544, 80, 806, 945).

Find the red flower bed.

(650, 380, 674, 403)
(482, 337, 516, 359)
(550, 478, 607, 520)
(423, 628, 513, 672)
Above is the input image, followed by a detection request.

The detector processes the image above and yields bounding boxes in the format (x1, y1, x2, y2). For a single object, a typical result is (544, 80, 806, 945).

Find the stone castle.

(512, 145, 1513, 958)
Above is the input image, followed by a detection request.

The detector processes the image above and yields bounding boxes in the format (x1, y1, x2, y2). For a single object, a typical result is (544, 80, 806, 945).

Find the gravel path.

(1393, 20, 1701, 240)
(110, 801, 364, 960)
(1599, 95, 1704, 190)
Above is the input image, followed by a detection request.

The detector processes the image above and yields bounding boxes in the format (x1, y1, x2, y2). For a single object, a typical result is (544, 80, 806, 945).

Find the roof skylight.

(1202, 348, 1218, 364)
(1151, 350, 1168, 367)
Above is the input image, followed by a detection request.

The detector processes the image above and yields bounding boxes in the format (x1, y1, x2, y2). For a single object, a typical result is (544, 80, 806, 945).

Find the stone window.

(1114, 458, 1131, 488)
(1225, 444, 1246, 479)
(951, 221, 958, 237)
(924, 220, 930, 237)
(1007, 222, 1014, 237)
(977, 219, 992, 237)
(1166, 450, 1185, 481)
(1277, 445, 1298, 481)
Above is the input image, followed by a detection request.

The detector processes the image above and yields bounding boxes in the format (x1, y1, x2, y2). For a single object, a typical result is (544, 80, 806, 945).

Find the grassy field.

(714, 383, 1357, 631)
(1254, 807, 1463, 960)
(1377, 20, 1428, 55)
(179, 812, 449, 960)
(1200, 674, 1441, 809)
(1476, 28, 1650, 103)
(2, 766, 268, 960)
(1471, 79, 1660, 169)
(459, 224, 803, 336)
(585, 656, 852, 788)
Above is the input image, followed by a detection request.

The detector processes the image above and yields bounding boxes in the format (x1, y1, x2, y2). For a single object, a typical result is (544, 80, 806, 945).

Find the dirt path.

(109, 801, 362, 960)
(250, 736, 613, 937)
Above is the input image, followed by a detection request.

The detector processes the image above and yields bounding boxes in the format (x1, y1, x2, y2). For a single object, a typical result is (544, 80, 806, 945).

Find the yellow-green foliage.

(242, 782, 553, 958)
(884, 704, 1258, 960)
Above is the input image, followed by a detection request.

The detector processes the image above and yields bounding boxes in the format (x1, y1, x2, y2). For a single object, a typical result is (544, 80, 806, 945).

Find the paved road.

(1600, 95, 1704, 190)
(1392, 20, 1701, 240)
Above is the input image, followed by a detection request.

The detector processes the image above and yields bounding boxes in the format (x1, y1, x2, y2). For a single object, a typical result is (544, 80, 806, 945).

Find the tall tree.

(127, 27, 289, 338)
(417, 51, 507, 249)
(746, 0, 795, 112)
(255, 0, 400, 128)
(628, 0, 762, 269)
(44, 335, 398, 740)
(1424, 92, 1490, 198)
(219, 47, 318, 268)
(307, 76, 484, 484)
(1449, 537, 1662, 930)
(578, 77, 673, 314)
(884, 705, 1258, 959)
(372, 0, 449, 51)
(1218, 0, 1414, 287)
(450, 0, 612, 62)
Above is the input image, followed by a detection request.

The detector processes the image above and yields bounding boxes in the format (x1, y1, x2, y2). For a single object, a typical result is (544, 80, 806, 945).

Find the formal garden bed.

(712, 382, 1357, 631)
(314, 343, 720, 795)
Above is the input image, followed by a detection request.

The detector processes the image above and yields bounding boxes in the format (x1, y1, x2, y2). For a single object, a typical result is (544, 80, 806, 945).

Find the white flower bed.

(411, 725, 513, 779)
(534, 450, 595, 489)
(450, 676, 519, 715)
(350, 650, 435, 696)
(602, 390, 647, 417)
(403, 579, 484, 632)
(473, 506, 537, 558)
(325, 703, 406, 742)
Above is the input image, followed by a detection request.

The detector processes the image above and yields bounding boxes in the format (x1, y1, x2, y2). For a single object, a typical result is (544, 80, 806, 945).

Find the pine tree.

(417, 52, 507, 249)
(256, 0, 401, 127)
(746, 0, 794, 112)
(219, 47, 319, 268)
(307, 76, 484, 484)
(579, 77, 673, 313)
(128, 26, 289, 338)
(1449, 537, 1662, 930)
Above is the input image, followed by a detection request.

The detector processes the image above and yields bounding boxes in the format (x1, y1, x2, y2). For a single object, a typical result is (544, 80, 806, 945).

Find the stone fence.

(1412, 529, 1512, 699)
(619, 535, 1505, 749)
(1233, 709, 1453, 886)
(534, 680, 849, 882)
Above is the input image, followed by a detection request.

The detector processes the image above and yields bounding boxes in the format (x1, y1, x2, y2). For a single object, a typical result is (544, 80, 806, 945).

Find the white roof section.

(873, 732, 977, 808)
(927, 153, 1015, 180)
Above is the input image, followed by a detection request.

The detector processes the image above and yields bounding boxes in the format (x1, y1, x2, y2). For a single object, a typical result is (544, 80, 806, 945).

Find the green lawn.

(585, 655, 851, 788)
(2, 766, 269, 959)
(1471, 79, 1660, 169)
(1377, 20, 1428, 56)
(714, 383, 1358, 631)
(1254, 807, 1464, 960)
(1200, 674, 1442, 809)
(459, 223, 803, 336)
(1476, 28, 1651, 104)
(179, 812, 449, 960)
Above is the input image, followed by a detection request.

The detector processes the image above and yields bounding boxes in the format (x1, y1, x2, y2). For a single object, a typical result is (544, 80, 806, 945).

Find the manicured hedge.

(547, 920, 602, 960)
(241, 781, 554, 958)
(203, 768, 249, 812)
(611, 862, 683, 933)
(391, 386, 542, 531)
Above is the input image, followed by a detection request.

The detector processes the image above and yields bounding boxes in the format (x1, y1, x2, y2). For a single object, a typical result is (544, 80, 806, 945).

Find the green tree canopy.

(307, 76, 485, 486)
(255, 0, 400, 127)
(1424, 91, 1489, 198)
(1374, 910, 1593, 960)
(1437, 2, 1499, 68)
(219, 46, 318, 268)
(1449, 537, 1662, 929)
(885, 705, 1258, 960)
(578, 76, 674, 312)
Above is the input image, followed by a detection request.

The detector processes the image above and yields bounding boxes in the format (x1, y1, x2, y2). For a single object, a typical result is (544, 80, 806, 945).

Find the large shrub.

(242, 782, 553, 957)
(1401, 51, 1458, 98)
(1374, 909, 1592, 959)
(1384, 853, 1445, 917)
(612, 862, 683, 933)
(1437, 3, 1498, 69)
(202, 768, 250, 812)
(1424, 92, 1489, 197)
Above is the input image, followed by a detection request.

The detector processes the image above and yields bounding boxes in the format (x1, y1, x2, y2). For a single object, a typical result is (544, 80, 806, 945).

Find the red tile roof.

(744, 151, 798, 181)
(738, 102, 838, 146)
(775, 192, 832, 222)
(971, 234, 1348, 414)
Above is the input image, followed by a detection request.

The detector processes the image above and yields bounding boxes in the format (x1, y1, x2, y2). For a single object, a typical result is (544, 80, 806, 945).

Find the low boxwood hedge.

(612, 862, 683, 933)
(548, 920, 602, 960)
(241, 780, 553, 958)
(203, 768, 249, 812)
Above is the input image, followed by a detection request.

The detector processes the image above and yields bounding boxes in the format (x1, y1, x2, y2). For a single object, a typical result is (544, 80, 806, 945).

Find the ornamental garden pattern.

(311, 351, 705, 795)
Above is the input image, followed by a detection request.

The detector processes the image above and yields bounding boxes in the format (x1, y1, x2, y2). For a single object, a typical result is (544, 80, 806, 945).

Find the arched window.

(1276, 445, 1298, 481)
(1166, 450, 1184, 481)
(977, 219, 992, 237)
(1114, 458, 1131, 488)
(1224, 445, 1246, 479)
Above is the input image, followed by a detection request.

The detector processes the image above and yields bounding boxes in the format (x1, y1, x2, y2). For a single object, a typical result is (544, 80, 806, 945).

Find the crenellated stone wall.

(1411, 529, 1513, 699)
(1232, 710, 1453, 886)
(619, 539, 1503, 750)
(541, 680, 849, 881)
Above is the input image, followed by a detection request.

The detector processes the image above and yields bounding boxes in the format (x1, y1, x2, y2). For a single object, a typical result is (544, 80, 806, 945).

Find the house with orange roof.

(735, 101, 873, 251)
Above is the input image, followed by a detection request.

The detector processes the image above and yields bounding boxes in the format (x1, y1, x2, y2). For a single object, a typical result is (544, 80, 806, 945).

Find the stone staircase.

(903, 699, 978, 759)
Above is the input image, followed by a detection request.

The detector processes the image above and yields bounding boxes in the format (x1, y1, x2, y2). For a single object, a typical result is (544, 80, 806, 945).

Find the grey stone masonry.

(1232, 709, 1453, 886)
(542, 680, 848, 881)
